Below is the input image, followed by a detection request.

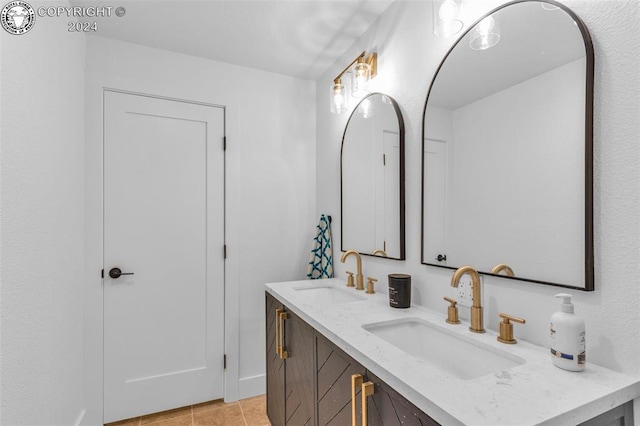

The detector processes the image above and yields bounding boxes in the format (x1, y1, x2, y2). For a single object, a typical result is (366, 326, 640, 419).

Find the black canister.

(388, 274, 411, 308)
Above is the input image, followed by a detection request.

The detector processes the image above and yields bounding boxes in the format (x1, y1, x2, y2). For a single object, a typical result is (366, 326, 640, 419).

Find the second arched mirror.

(421, 0, 594, 289)
(341, 93, 405, 260)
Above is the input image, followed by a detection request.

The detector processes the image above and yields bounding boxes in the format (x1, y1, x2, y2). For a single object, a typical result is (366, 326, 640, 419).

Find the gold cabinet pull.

(351, 374, 363, 426)
(279, 311, 289, 359)
(361, 381, 375, 426)
(275, 308, 283, 356)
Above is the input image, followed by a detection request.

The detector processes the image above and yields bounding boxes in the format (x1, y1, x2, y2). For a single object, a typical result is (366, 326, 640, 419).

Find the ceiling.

(71, 0, 394, 80)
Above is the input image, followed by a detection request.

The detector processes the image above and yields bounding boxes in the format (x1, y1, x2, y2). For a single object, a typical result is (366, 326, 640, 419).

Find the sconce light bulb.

(477, 16, 495, 36)
(358, 98, 372, 118)
(351, 62, 371, 98)
(439, 0, 459, 22)
(330, 82, 348, 113)
(433, 0, 463, 38)
(470, 15, 500, 50)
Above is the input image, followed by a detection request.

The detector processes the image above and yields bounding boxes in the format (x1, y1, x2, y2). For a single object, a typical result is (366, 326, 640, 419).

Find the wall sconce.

(330, 79, 348, 114)
(330, 51, 377, 113)
(469, 15, 501, 50)
(432, 0, 463, 38)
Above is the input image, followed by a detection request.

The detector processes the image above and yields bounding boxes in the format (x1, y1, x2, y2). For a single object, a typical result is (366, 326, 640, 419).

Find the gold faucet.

(491, 263, 515, 277)
(341, 250, 364, 290)
(450, 266, 485, 333)
(371, 249, 387, 257)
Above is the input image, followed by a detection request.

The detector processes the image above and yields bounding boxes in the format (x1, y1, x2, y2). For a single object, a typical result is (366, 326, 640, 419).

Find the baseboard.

(74, 409, 86, 426)
(238, 374, 265, 400)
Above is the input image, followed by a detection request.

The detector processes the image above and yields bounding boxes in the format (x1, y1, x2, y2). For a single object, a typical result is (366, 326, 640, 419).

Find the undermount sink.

(293, 284, 366, 305)
(362, 317, 525, 380)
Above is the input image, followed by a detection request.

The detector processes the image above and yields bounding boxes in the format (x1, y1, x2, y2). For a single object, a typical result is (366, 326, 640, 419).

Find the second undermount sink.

(362, 317, 525, 380)
(293, 284, 366, 305)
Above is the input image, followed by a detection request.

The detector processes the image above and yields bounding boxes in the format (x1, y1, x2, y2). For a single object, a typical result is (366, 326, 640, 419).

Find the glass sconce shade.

(470, 15, 501, 50)
(433, 0, 463, 38)
(330, 80, 348, 114)
(351, 58, 371, 98)
(357, 98, 373, 118)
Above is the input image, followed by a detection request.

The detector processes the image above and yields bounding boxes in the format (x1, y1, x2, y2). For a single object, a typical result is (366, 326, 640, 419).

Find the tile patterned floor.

(105, 395, 271, 426)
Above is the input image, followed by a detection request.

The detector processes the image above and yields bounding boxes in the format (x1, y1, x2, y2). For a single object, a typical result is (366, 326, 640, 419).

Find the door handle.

(361, 381, 375, 426)
(351, 374, 363, 426)
(109, 267, 134, 279)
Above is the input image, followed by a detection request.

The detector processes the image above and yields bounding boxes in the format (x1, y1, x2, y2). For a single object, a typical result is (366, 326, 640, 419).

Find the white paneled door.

(103, 91, 225, 423)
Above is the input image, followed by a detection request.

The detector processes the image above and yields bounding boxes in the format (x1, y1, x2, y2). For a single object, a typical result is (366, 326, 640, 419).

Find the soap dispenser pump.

(550, 293, 586, 371)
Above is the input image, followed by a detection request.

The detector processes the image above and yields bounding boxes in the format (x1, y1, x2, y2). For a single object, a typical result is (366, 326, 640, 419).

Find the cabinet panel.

(365, 371, 439, 426)
(266, 293, 285, 426)
(578, 401, 633, 426)
(285, 311, 316, 426)
(317, 334, 367, 426)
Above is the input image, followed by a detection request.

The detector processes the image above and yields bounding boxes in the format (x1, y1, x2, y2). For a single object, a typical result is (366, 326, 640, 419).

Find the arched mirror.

(421, 0, 594, 289)
(342, 93, 405, 259)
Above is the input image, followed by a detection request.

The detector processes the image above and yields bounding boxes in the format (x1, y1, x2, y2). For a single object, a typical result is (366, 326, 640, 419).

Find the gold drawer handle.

(361, 381, 375, 426)
(275, 308, 283, 356)
(351, 374, 363, 426)
(279, 311, 289, 359)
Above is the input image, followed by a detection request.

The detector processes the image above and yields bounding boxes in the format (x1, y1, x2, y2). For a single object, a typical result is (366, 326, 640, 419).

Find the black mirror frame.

(341, 93, 406, 260)
(420, 0, 594, 290)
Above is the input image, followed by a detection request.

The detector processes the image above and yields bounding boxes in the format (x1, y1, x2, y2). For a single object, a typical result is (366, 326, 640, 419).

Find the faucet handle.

(366, 277, 377, 294)
(497, 313, 526, 344)
(444, 297, 461, 324)
(346, 271, 355, 287)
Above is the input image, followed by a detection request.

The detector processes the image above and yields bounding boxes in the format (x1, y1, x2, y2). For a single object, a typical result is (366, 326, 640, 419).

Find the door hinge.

(223, 136, 227, 151)
(224, 354, 227, 369)
(101, 269, 104, 278)
(224, 244, 227, 259)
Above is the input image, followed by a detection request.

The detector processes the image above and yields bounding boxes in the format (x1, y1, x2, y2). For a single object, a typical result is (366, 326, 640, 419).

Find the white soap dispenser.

(550, 293, 586, 371)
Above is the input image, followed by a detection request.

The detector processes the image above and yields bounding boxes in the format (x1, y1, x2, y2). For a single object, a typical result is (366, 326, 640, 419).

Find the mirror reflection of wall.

(342, 93, 405, 259)
(422, 0, 594, 289)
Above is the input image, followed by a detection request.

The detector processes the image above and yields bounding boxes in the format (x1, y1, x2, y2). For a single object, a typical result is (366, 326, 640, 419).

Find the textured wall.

(317, 0, 640, 378)
(0, 3, 86, 424)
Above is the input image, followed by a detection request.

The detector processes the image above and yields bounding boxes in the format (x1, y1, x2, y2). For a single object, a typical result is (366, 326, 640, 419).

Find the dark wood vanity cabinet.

(266, 293, 286, 425)
(266, 293, 315, 425)
(316, 333, 366, 425)
(365, 370, 439, 426)
(316, 333, 437, 426)
(266, 293, 438, 426)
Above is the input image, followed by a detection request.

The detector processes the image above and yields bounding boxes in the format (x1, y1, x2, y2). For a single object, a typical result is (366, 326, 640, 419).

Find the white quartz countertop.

(265, 278, 640, 426)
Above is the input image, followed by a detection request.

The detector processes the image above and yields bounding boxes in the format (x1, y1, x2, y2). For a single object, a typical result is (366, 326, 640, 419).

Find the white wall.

(447, 59, 585, 285)
(0, 2, 86, 424)
(83, 36, 316, 424)
(317, 0, 640, 381)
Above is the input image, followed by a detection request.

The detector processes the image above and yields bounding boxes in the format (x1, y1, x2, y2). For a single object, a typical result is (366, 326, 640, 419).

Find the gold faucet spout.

(341, 250, 364, 290)
(491, 263, 515, 277)
(450, 265, 485, 333)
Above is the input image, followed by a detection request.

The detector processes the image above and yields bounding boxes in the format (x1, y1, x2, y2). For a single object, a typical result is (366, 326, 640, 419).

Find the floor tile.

(140, 406, 192, 425)
(143, 414, 193, 426)
(193, 403, 245, 426)
(192, 399, 231, 414)
(239, 396, 270, 426)
(105, 418, 140, 426)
